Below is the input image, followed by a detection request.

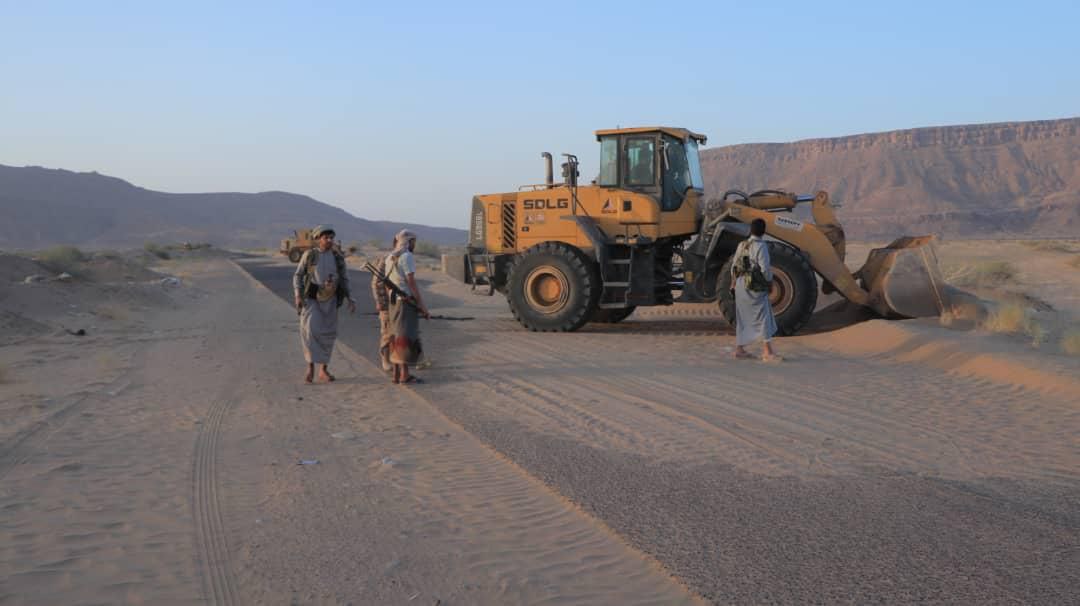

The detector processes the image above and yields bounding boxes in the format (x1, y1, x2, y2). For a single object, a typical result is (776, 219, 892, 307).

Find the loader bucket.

(857, 236, 949, 318)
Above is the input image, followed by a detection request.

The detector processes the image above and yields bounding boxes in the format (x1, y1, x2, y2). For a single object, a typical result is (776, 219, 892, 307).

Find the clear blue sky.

(2, 1, 1078, 229)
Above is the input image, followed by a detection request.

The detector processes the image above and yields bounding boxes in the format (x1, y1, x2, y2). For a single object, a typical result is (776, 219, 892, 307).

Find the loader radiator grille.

(501, 201, 517, 251)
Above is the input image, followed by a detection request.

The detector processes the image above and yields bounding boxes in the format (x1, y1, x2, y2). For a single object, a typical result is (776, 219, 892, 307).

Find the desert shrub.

(1021, 240, 1077, 254)
(1068, 256, 1080, 270)
(413, 241, 442, 257)
(144, 242, 171, 260)
(37, 245, 86, 273)
(955, 260, 1016, 286)
(1061, 327, 1080, 356)
(982, 302, 1027, 333)
(366, 238, 384, 249)
(981, 302, 1046, 346)
(94, 304, 128, 321)
(1027, 321, 1047, 348)
(975, 261, 1016, 284)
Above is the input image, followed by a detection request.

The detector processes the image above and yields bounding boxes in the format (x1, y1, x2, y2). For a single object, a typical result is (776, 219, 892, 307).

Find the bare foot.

(733, 350, 755, 360)
(761, 354, 784, 363)
(319, 369, 335, 382)
(304, 368, 314, 383)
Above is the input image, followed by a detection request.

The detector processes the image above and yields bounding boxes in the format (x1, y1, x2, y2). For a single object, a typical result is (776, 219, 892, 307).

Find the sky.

(2, 1, 1079, 229)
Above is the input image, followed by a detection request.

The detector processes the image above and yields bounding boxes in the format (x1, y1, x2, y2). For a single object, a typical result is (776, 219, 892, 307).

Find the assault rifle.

(362, 260, 425, 315)
(362, 260, 477, 321)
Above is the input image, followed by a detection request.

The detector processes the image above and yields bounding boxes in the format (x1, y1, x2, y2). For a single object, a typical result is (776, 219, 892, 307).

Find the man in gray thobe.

(293, 225, 356, 382)
(732, 218, 782, 362)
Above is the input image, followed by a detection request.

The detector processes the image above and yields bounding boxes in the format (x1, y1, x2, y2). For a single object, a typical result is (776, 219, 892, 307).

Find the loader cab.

(595, 127, 706, 212)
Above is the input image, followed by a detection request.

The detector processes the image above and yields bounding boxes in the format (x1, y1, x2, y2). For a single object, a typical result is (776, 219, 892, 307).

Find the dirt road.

(2, 254, 1077, 604)
(241, 256, 1080, 604)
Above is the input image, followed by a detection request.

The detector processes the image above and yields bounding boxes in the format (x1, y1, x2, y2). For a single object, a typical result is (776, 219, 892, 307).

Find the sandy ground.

(1, 241, 1079, 604)
(0, 253, 699, 605)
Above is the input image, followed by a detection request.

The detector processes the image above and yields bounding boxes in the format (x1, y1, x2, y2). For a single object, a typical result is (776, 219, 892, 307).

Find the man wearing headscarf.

(293, 225, 356, 383)
(384, 229, 430, 384)
(731, 218, 781, 362)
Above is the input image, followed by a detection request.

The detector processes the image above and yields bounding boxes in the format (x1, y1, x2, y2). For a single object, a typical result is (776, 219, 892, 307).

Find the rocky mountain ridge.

(0, 165, 466, 250)
(700, 117, 1079, 239)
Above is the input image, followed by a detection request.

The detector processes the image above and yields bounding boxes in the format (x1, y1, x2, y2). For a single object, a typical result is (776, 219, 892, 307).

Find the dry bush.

(413, 241, 442, 258)
(1068, 256, 1080, 270)
(1021, 240, 1077, 254)
(954, 260, 1017, 287)
(982, 302, 1027, 333)
(1027, 321, 1048, 348)
(1062, 327, 1080, 356)
(981, 302, 1045, 346)
(975, 261, 1016, 284)
(95, 304, 128, 321)
(36, 245, 86, 273)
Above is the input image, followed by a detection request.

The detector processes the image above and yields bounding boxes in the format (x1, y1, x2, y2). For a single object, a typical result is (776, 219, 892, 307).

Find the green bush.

(37, 245, 86, 272)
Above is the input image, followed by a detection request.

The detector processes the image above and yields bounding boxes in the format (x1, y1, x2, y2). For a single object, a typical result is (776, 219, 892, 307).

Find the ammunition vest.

(302, 248, 350, 306)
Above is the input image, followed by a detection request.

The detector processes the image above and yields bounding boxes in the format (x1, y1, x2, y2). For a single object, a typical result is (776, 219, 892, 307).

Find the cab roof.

(594, 126, 707, 144)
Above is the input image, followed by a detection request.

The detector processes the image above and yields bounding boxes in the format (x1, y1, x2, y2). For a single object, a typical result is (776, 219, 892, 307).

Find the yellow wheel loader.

(445, 127, 948, 333)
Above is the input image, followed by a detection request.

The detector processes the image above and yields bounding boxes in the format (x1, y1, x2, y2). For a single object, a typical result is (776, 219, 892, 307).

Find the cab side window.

(598, 138, 618, 187)
(625, 138, 655, 187)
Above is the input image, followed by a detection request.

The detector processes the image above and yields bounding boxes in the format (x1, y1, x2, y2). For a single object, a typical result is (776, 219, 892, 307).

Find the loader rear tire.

(718, 242, 817, 336)
(590, 306, 636, 324)
(288, 248, 302, 263)
(507, 242, 599, 332)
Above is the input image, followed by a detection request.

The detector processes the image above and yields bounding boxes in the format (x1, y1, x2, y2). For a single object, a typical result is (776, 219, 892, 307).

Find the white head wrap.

(392, 229, 417, 257)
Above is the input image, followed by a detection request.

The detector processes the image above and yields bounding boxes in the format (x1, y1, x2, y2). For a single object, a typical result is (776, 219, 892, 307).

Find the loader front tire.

(718, 242, 817, 336)
(288, 248, 302, 263)
(507, 242, 598, 332)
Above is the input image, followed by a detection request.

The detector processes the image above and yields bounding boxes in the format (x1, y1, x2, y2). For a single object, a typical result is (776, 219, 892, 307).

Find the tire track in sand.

(192, 396, 239, 606)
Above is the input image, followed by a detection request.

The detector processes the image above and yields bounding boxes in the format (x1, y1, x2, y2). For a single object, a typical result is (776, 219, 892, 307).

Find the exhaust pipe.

(541, 152, 553, 187)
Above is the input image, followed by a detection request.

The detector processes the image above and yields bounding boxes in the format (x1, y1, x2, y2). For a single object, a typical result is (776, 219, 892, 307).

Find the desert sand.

(1, 241, 1078, 604)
